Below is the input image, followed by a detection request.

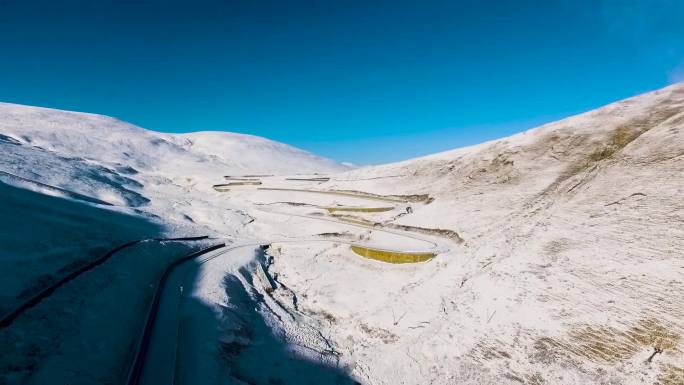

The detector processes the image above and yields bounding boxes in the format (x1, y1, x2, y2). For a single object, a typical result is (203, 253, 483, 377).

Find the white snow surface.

(181, 131, 345, 175)
(0, 102, 348, 176)
(2, 83, 684, 385)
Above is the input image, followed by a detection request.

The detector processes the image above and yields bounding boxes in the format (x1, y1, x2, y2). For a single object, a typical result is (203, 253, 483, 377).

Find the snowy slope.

(2, 83, 682, 385)
(0, 102, 350, 384)
(181, 131, 345, 175)
(0, 100, 349, 308)
(0, 102, 348, 177)
(0, 101, 349, 229)
(269, 82, 684, 384)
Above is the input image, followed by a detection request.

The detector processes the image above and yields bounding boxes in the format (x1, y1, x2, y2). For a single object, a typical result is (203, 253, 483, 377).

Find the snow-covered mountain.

(0, 102, 347, 175)
(297, 82, 684, 384)
(0, 102, 348, 351)
(0, 101, 348, 208)
(1, 83, 682, 385)
(180, 131, 344, 175)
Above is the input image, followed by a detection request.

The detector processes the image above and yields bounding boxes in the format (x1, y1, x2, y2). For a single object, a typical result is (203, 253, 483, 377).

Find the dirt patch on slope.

(534, 318, 680, 365)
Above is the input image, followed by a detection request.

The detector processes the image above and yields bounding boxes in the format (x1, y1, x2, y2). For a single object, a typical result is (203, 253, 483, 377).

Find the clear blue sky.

(1, 0, 683, 164)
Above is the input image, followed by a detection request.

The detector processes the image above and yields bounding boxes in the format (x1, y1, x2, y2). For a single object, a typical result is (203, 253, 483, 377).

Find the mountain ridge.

(0, 101, 349, 175)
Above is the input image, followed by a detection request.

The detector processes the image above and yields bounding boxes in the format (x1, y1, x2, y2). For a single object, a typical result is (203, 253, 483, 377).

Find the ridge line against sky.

(1, 0, 683, 164)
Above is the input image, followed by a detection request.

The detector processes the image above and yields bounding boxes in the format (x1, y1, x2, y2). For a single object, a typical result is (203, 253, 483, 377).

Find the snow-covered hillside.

(0, 102, 349, 384)
(286, 82, 684, 384)
(181, 131, 344, 175)
(0, 101, 349, 233)
(0, 102, 347, 176)
(1, 83, 682, 385)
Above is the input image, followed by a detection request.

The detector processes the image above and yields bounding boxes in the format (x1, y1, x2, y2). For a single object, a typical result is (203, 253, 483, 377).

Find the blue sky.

(1, 0, 683, 164)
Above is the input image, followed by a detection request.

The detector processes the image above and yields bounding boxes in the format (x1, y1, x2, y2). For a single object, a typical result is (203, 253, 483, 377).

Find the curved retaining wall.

(257, 188, 408, 203)
(285, 177, 330, 182)
(225, 181, 262, 186)
(223, 177, 261, 182)
(326, 206, 393, 213)
(212, 185, 231, 192)
(350, 245, 435, 264)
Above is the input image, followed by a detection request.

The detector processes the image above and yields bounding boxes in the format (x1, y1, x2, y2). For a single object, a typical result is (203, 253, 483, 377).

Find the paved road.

(255, 206, 443, 252)
(134, 243, 262, 385)
(133, 198, 450, 385)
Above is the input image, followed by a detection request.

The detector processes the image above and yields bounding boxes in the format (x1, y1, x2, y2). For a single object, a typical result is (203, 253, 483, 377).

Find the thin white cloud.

(668, 59, 684, 84)
(597, 0, 684, 84)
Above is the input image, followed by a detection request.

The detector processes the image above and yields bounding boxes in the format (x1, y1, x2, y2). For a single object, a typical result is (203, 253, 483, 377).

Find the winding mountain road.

(129, 194, 451, 385)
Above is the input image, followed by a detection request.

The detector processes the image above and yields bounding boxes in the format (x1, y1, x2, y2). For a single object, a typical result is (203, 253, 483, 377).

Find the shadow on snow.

(178, 251, 357, 385)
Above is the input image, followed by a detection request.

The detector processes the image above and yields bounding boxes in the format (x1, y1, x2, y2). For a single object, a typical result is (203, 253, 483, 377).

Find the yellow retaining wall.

(330, 214, 378, 227)
(350, 245, 435, 264)
(257, 188, 407, 203)
(212, 181, 261, 191)
(326, 207, 393, 213)
(223, 177, 261, 182)
(330, 189, 431, 203)
(225, 181, 262, 186)
(285, 177, 330, 182)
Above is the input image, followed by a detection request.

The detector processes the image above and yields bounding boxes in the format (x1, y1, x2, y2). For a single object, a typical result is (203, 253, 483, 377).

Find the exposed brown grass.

(315, 231, 356, 240)
(359, 322, 398, 344)
(658, 365, 684, 385)
(535, 318, 680, 365)
(479, 345, 512, 361)
(538, 106, 682, 198)
(319, 310, 337, 323)
(525, 372, 546, 385)
(587, 122, 649, 163)
(587, 107, 680, 164)
(384, 223, 464, 243)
